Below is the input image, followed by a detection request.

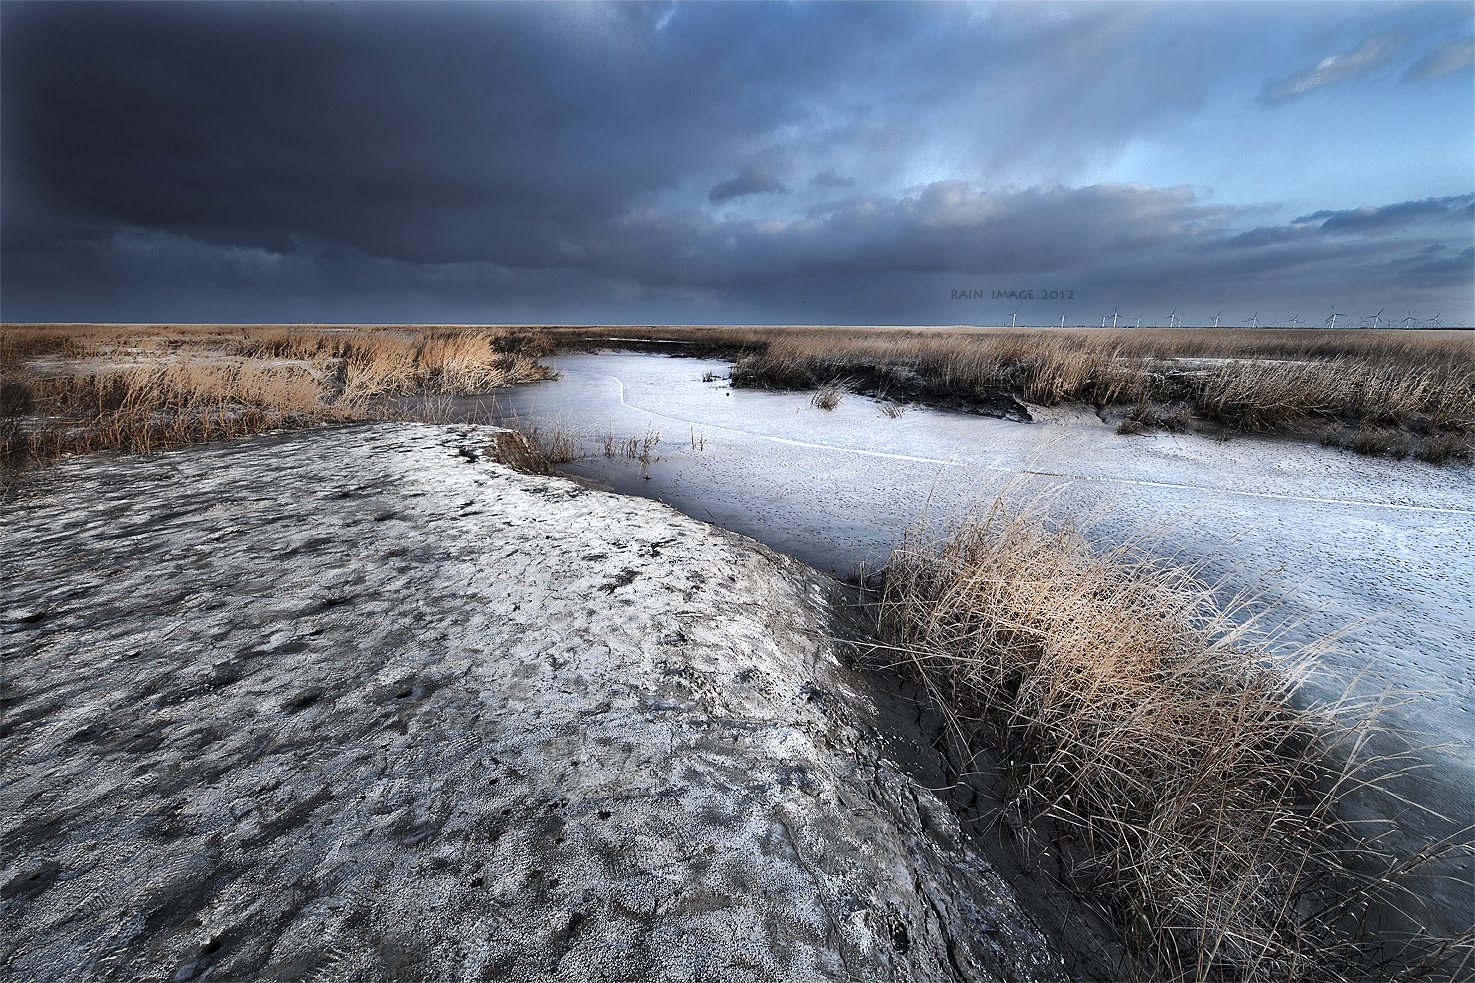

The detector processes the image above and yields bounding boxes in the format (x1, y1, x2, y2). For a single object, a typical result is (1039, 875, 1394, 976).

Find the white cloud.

(1259, 31, 1406, 104)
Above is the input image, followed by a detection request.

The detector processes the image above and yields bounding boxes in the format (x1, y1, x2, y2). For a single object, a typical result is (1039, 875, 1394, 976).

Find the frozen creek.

(1, 424, 1069, 983)
(489, 352, 1475, 941)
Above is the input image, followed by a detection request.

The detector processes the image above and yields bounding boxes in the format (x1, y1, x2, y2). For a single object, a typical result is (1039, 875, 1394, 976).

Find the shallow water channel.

(464, 350, 1473, 939)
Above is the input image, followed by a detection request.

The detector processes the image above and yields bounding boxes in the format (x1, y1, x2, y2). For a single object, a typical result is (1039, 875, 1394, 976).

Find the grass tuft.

(811, 380, 847, 410)
(1414, 432, 1474, 466)
(1321, 425, 1471, 465)
(487, 419, 582, 476)
(868, 490, 1473, 981)
(490, 418, 666, 478)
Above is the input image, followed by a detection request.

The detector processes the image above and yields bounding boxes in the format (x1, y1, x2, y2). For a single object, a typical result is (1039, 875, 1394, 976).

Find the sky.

(2, 0, 1472, 327)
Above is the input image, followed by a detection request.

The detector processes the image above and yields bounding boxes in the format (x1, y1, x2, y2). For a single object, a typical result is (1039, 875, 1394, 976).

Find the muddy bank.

(1, 423, 1066, 983)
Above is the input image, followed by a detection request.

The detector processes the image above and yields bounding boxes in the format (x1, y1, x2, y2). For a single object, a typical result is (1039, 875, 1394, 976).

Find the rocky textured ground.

(1, 423, 1065, 982)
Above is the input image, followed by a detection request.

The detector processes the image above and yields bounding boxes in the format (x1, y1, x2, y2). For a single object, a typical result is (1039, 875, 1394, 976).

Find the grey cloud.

(584, 181, 1234, 289)
(812, 168, 854, 189)
(1397, 245, 1474, 289)
(1293, 195, 1474, 234)
(1229, 224, 1318, 248)
(1259, 31, 1406, 104)
(9, 175, 1469, 325)
(6, 187, 1468, 325)
(1404, 36, 1475, 81)
(1, 225, 659, 325)
(708, 168, 787, 205)
(1232, 195, 1473, 247)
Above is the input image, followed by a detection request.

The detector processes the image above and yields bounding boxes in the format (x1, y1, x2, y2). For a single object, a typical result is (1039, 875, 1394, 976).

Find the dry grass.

(600, 425, 662, 462)
(487, 420, 582, 476)
(1321, 426, 1412, 461)
(234, 328, 553, 397)
(1117, 401, 1164, 435)
(868, 489, 1473, 982)
(1413, 432, 1475, 466)
(15, 322, 1464, 464)
(601, 424, 662, 477)
(488, 417, 667, 478)
(1320, 425, 1467, 465)
(810, 380, 846, 411)
(1164, 405, 1195, 434)
(1, 324, 557, 494)
(1, 360, 346, 479)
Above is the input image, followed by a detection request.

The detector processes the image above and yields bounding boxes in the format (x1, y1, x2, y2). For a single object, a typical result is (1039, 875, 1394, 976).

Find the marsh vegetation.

(544, 324, 1474, 464)
(6, 323, 1468, 484)
(0, 323, 555, 494)
(866, 490, 1472, 981)
(488, 416, 665, 478)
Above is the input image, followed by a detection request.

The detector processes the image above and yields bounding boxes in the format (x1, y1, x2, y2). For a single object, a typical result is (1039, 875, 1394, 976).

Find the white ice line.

(572, 369, 1475, 519)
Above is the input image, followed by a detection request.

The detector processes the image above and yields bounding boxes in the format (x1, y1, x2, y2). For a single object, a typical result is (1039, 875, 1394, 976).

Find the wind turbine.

(1010, 310, 1019, 328)
(1427, 312, 1442, 327)
(1100, 313, 1108, 328)
(1059, 313, 1067, 328)
(1210, 311, 1222, 328)
(1133, 314, 1143, 328)
(1289, 313, 1305, 327)
(1326, 306, 1345, 328)
(1110, 308, 1122, 328)
(1398, 311, 1417, 328)
(1243, 312, 1260, 328)
(1165, 308, 1180, 328)
(1361, 308, 1385, 329)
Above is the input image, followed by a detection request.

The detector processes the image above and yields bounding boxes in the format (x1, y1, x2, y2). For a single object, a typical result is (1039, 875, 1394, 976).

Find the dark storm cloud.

(12, 174, 1459, 325)
(1, 0, 1277, 270)
(2, 2, 1469, 324)
(1227, 224, 1317, 249)
(1259, 31, 1406, 104)
(2, 1, 953, 267)
(592, 182, 1234, 289)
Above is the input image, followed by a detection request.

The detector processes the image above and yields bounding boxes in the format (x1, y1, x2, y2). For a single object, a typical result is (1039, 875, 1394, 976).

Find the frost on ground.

(0, 423, 1064, 983)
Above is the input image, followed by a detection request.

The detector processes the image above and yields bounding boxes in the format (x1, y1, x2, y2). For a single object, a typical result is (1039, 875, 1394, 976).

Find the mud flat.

(1, 424, 1066, 983)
